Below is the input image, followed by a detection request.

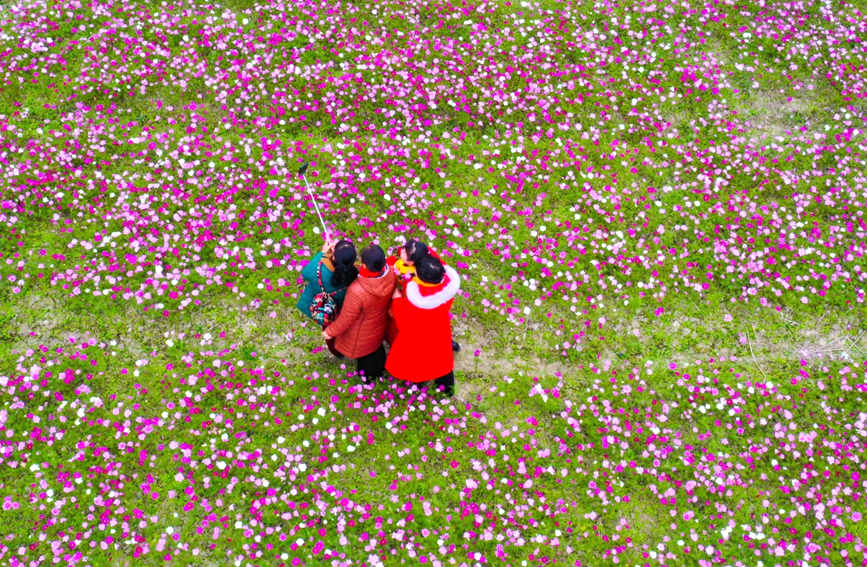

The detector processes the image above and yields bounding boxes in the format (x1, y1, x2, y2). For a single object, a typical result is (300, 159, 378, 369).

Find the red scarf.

(359, 265, 385, 278)
(414, 272, 450, 296)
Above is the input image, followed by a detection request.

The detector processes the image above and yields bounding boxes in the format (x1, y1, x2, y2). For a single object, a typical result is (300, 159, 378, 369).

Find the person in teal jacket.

(297, 239, 358, 356)
(297, 239, 358, 316)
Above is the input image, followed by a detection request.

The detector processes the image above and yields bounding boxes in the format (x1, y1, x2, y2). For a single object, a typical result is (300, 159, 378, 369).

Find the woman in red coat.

(323, 244, 395, 383)
(385, 255, 460, 396)
(385, 239, 460, 352)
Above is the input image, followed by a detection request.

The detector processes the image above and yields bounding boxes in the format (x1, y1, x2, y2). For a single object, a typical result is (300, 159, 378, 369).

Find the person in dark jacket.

(322, 244, 396, 382)
(387, 238, 432, 293)
(297, 239, 357, 357)
(386, 255, 460, 396)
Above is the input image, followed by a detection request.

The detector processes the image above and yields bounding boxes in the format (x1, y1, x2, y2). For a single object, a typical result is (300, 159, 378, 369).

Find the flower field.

(1, 0, 866, 565)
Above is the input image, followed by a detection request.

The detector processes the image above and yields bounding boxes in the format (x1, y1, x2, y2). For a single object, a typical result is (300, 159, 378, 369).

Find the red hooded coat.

(385, 264, 460, 383)
(384, 248, 445, 344)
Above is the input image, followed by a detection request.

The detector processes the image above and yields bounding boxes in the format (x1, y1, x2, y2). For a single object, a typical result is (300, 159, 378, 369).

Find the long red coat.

(386, 265, 460, 383)
(384, 248, 445, 344)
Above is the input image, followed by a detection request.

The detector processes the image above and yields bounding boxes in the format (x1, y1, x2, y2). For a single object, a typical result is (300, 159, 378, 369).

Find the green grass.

(1, 0, 866, 565)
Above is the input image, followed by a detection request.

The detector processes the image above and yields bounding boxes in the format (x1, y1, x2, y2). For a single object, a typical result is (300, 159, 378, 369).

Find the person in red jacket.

(323, 244, 395, 383)
(385, 254, 460, 396)
(385, 238, 461, 352)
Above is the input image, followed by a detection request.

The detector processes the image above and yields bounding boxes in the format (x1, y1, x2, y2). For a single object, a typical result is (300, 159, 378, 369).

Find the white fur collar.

(405, 265, 461, 309)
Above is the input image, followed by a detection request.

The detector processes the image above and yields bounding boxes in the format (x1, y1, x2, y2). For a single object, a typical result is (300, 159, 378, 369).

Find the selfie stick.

(297, 162, 330, 241)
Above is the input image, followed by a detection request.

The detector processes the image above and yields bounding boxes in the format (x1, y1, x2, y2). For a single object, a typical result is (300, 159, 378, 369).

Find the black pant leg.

(433, 371, 455, 396)
(356, 344, 386, 382)
(325, 337, 343, 358)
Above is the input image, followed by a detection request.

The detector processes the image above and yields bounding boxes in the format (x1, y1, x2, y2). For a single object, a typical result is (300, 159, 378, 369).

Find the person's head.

(401, 238, 428, 266)
(361, 243, 386, 274)
(415, 254, 445, 284)
(331, 240, 358, 287)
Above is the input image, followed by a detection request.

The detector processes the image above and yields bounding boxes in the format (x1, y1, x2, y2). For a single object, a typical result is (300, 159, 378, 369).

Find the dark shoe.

(451, 340, 461, 353)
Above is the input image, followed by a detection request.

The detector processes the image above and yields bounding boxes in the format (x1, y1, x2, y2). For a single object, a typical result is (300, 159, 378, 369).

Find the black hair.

(331, 240, 358, 287)
(403, 238, 429, 265)
(361, 243, 386, 273)
(415, 255, 445, 284)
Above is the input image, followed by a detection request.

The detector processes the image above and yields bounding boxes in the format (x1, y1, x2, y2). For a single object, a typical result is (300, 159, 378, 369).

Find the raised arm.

(301, 252, 324, 284)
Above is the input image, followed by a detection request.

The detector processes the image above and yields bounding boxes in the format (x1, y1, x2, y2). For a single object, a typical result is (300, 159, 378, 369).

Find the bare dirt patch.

(744, 93, 811, 143)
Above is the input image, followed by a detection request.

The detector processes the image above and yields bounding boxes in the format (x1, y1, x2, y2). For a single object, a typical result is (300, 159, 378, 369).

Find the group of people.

(296, 238, 461, 396)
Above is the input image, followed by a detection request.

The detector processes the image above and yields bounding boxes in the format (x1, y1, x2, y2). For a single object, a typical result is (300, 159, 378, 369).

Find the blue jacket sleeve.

(301, 252, 324, 284)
